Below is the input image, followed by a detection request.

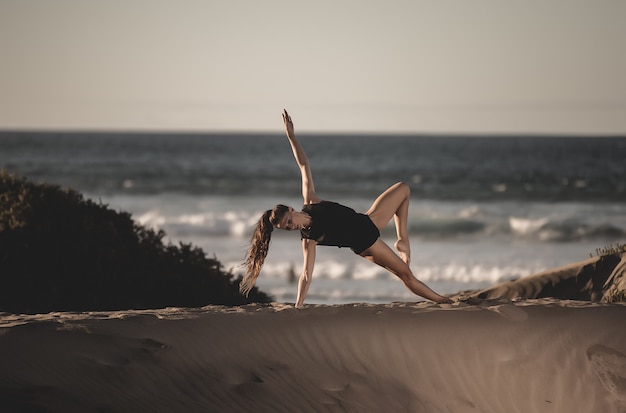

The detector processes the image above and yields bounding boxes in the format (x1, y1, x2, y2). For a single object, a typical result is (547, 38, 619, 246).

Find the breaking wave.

(134, 206, 625, 243)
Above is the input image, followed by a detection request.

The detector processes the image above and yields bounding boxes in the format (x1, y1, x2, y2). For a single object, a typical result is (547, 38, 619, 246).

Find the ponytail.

(240, 205, 289, 296)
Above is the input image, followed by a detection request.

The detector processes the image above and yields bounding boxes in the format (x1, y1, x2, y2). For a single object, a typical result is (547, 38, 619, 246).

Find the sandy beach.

(2, 255, 626, 413)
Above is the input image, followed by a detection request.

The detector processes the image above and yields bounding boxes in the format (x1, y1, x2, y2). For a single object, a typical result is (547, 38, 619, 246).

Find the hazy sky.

(1, 0, 624, 134)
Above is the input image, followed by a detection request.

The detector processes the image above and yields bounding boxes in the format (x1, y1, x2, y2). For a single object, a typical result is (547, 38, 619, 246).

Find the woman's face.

(275, 207, 307, 231)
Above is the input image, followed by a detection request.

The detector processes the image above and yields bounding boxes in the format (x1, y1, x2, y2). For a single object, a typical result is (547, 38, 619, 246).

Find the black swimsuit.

(300, 201, 380, 254)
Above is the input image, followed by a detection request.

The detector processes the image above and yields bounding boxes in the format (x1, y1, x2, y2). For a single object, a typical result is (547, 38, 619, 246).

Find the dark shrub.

(0, 171, 271, 313)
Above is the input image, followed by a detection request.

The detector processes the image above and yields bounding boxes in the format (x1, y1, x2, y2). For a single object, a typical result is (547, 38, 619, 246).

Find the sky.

(0, 0, 624, 134)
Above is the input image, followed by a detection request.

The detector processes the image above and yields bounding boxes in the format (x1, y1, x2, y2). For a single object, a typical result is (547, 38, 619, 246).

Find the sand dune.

(1, 298, 626, 413)
(2, 252, 626, 412)
(466, 252, 626, 302)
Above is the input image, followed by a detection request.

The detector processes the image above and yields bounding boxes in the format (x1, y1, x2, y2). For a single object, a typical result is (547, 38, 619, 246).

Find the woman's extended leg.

(366, 182, 411, 264)
(360, 239, 452, 304)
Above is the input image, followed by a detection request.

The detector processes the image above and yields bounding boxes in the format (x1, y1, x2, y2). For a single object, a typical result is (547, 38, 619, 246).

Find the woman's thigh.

(359, 239, 410, 280)
(365, 182, 409, 230)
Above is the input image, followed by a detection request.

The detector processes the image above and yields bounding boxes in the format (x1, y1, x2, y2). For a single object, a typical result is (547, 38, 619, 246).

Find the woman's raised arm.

(283, 110, 321, 205)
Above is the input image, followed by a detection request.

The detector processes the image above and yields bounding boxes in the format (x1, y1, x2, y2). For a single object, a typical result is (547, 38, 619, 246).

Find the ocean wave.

(135, 206, 625, 244)
(409, 218, 486, 237)
(3, 132, 626, 202)
(232, 258, 537, 285)
(246, 259, 545, 304)
(509, 217, 550, 235)
(508, 217, 625, 242)
(136, 209, 259, 238)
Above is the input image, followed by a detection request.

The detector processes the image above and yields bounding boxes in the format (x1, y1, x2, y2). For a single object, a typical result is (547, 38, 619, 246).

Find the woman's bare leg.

(360, 239, 452, 303)
(366, 182, 411, 264)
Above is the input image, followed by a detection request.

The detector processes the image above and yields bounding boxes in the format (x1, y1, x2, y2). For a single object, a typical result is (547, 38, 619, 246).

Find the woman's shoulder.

(303, 199, 332, 207)
(302, 200, 353, 213)
(302, 200, 327, 212)
(303, 192, 323, 205)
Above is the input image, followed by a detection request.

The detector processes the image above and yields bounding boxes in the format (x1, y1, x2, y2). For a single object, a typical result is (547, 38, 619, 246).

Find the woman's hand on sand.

(282, 109, 295, 137)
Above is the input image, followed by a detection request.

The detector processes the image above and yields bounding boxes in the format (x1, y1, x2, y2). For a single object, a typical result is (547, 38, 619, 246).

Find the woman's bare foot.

(394, 239, 411, 265)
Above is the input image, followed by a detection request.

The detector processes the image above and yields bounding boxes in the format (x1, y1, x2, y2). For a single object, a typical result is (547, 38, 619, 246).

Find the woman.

(241, 110, 453, 307)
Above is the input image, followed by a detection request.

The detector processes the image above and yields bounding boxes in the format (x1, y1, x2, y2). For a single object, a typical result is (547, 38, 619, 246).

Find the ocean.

(2, 131, 625, 304)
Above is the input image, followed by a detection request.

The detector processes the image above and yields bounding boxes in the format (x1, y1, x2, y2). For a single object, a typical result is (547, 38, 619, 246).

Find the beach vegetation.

(0, 171, 271, 313)
(592, 242, 626, 258)
(604, 289, 626, 303)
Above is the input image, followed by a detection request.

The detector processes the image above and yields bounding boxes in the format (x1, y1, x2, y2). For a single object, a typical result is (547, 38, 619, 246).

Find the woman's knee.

(393, 181, 410, 197)
(394, 266, 414, 283)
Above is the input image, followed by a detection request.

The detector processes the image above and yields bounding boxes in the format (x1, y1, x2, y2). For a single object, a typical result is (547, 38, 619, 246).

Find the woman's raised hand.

(282, 109, 295, 137)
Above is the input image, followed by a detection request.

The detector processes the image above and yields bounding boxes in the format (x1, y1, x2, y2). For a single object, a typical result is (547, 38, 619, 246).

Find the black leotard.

(300, 201, 380, 254)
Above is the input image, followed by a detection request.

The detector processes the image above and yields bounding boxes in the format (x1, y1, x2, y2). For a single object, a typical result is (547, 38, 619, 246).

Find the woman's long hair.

(240, 205, 289, 296)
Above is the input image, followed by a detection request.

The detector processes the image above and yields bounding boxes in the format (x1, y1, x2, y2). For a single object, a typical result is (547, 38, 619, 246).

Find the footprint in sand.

(587, 345, 626, 402)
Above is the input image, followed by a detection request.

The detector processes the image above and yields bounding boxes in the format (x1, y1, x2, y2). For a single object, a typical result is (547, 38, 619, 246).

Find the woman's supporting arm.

(282, 110, 321, 205)
(295, 238, 316, 307)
